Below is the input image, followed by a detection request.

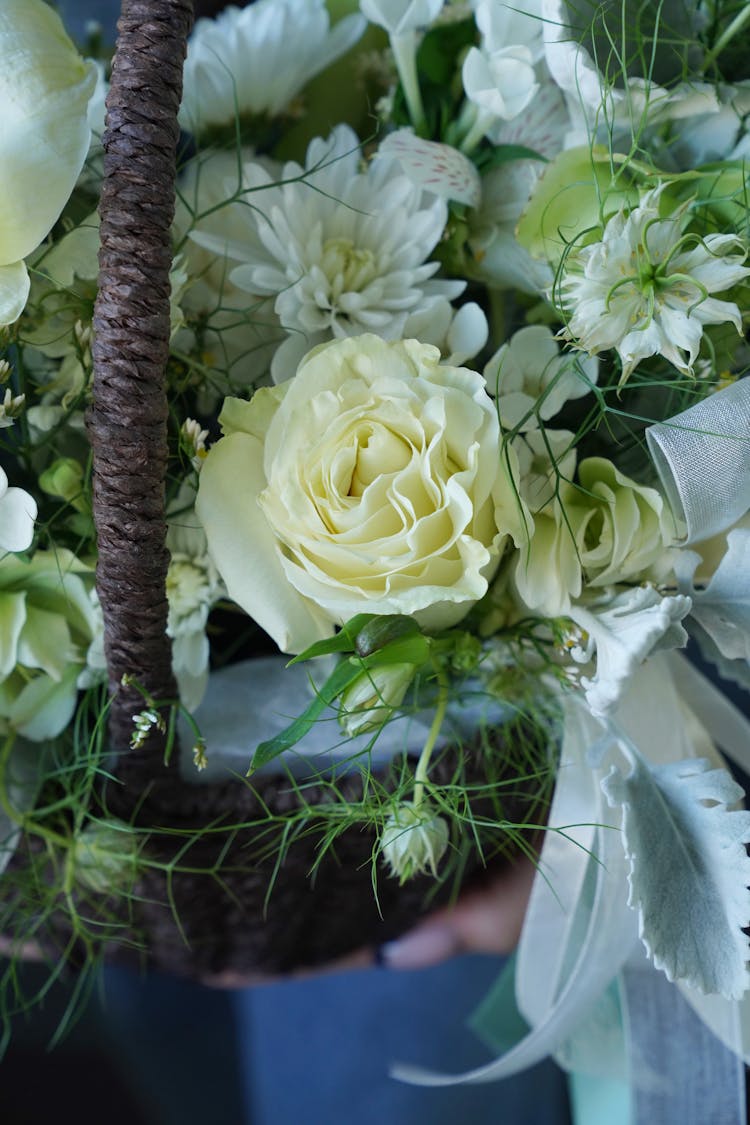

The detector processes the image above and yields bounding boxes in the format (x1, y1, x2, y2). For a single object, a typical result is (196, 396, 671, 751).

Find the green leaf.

(288, 614, 376, 664)
(354, 614, 420, 657)
(478, 144, 548, 172)
(360, 635, 431, 668)
(249, 657, 363, 771)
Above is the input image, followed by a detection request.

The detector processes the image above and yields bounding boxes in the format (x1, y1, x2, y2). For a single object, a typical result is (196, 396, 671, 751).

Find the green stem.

(390, 31, 427, 135)
(412, 667, 449, 811)
(702, 5, 750, 70)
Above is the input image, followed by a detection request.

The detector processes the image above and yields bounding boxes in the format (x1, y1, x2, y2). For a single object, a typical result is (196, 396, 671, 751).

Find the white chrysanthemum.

(166, 506, 225, 711)
(559, 188, 750, 382)
(0, 466, 36, 553)
(190, 126, 462, 381)
(180, 0, 365, 131)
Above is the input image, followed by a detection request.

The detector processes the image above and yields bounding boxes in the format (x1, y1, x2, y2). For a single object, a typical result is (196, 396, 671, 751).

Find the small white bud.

(72, 820, 138, 894)
(380, 803, 449, 883)
(339, 662, 415, 736)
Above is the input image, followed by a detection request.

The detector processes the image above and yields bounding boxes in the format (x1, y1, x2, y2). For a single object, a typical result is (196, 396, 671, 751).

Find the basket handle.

(88, 0, 194, 755)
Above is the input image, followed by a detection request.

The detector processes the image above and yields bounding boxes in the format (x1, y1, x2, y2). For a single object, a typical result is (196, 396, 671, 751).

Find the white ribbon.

(392, 654, 750, 1091)
(646, 378, 750, 544)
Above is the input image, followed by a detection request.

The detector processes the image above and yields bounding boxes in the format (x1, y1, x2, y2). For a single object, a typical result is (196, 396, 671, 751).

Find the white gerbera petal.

(180, 0, 365, 129)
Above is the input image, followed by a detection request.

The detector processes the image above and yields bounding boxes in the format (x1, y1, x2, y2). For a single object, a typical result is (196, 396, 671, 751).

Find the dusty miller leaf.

(601, 753, 750, 999)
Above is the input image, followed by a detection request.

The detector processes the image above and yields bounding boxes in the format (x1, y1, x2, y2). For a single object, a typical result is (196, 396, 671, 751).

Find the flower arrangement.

(2, 0, 750, 1107)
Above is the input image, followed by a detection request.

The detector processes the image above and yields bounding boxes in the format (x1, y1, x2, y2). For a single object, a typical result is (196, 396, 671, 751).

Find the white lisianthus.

(196, 335, 523, 654)
(360, 0, 444, 35)
(512, 458, 676, 616)
(380, 802, 449, 882)
(180, 0, 365, 131)
(0, 0, 96, 327)
(566, 588, 692, 716)
(0, 467, 36, 554)
(189, 127, 463, 383)
(559, 188, 750, 382)
(462, 44, 538, 130)
(483, 325, 597, 431)
(513, 427, 576, 513)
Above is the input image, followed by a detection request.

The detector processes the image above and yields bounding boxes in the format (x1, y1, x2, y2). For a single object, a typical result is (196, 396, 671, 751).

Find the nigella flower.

(190, 126, 463, 380)
(558, 188, 750, 383)
(179, 0, 365, 132)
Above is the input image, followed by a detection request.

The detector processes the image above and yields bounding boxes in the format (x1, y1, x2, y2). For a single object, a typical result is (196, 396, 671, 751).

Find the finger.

(378, 859, 536, 970)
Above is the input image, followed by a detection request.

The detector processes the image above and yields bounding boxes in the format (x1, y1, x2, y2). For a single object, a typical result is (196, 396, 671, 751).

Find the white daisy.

(189, 126, 463, 381)
(559, 188, 750, 382)
(180, 0, 365, 131)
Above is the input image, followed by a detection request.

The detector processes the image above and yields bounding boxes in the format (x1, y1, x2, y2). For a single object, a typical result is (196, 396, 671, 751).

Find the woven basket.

(64, 0, 542, 979)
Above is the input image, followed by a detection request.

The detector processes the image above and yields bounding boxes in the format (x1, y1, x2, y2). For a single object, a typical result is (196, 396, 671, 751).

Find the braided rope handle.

(88, 0, 193, 755)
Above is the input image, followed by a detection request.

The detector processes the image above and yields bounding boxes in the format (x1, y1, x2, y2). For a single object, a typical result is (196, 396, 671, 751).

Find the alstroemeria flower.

(0, 0, 96, 327)
(196, 335, 523, 653)
(559, 188, 750, 382)
(376, 130, 481, 208)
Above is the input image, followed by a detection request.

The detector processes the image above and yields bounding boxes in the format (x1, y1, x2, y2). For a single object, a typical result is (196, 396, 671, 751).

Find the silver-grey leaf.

(602, 753, 750, 999)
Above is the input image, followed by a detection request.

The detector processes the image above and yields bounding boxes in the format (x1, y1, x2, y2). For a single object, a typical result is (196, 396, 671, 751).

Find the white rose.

(0, 0, 96, 326)
(196, 335, 520, 653)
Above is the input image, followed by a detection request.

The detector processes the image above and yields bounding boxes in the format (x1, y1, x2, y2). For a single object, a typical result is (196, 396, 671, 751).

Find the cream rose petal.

(0, 0, 96, 264)
(195, 431, 332, 653)
(0, 261, 30, 329)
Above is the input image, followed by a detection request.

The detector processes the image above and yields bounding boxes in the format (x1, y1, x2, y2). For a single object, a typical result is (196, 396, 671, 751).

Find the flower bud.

(380, 802, 449, 883)
(72, 820, 138, 895)
(339, 662, 416, 736)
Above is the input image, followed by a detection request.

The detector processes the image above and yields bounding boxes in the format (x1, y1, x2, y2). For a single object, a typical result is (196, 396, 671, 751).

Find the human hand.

(375, 857, 536, 970)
